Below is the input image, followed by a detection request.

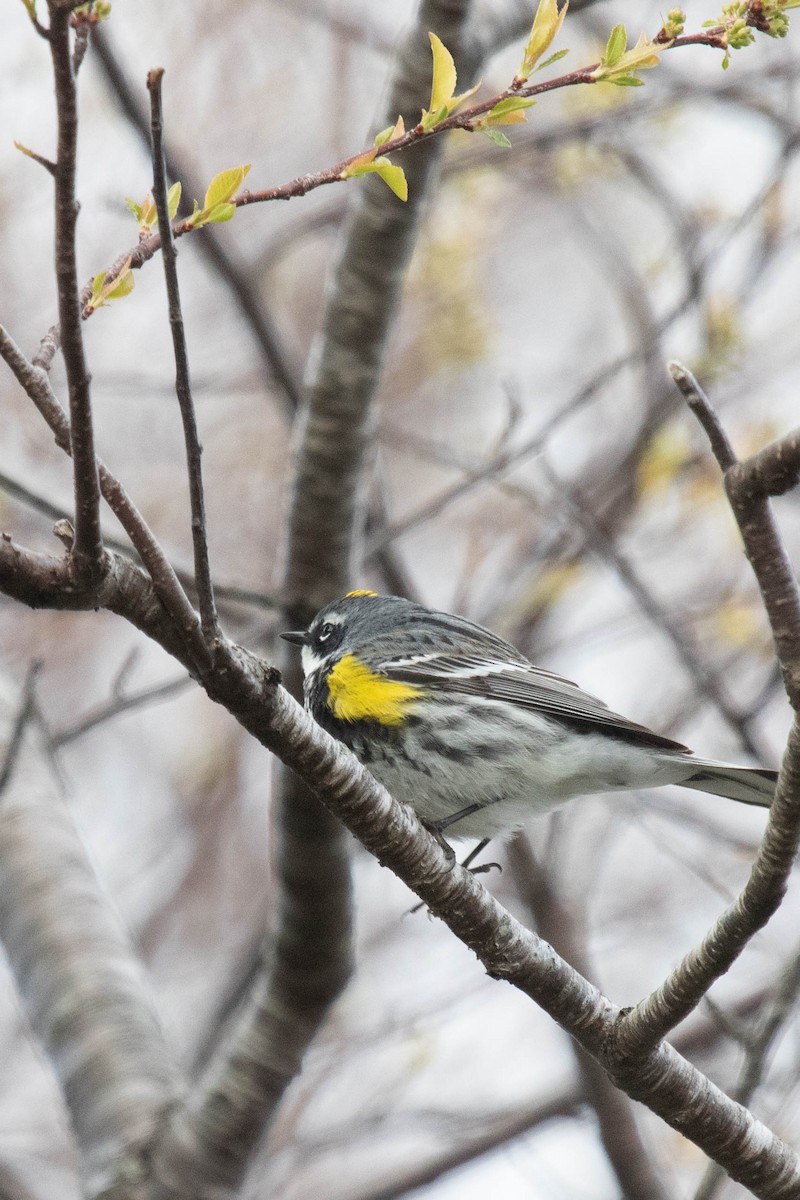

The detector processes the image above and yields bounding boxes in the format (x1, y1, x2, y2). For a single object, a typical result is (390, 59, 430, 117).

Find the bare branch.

(694, 944, 800, 1200)
(668, 362, 738, 471)
(542, 461, 772, 762)
(613, 370, 800, 1057)
(0, 324, 207, 663)
(147, 67, 219, 650)
(13, 142, 57, 176)
(0, 661, 42, 796)
(308, 982, 772, 1200)
(0, 464, 279, 616)
(50, 674, 191, 747)
(47, 0, 104, 578)
(507, 832, 671, 1200)
(736, 428, 800, 500)
(151, 0, 481, 1188)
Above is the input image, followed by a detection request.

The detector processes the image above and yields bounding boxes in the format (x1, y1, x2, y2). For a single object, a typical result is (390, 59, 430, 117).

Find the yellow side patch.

(327, 653, 424, 725)
(345, 589, 378, 598)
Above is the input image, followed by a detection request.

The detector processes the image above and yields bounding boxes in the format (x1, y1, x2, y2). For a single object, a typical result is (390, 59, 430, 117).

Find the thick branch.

(0, 676, 177, 1194)
(2, 537, 800, 1197)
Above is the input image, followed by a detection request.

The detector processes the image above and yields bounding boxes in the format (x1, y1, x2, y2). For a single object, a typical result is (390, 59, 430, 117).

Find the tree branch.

(3, 532, 799, 1197)
(0, 669, 178, 1195)
(0, 324, 207, 663)
(693, 943, 800, 1200)
(147, 68, 219, 650)
(47, 0, 104, 579)
(507, 832, 671, 1200)
(614, 367, 800, 1057)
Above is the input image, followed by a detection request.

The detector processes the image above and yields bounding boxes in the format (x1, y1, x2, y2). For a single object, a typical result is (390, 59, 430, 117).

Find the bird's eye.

(317, 622, 335, 644)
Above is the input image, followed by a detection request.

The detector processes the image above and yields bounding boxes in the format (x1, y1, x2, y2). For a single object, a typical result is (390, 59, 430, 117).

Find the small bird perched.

(282, 591, 777, 844)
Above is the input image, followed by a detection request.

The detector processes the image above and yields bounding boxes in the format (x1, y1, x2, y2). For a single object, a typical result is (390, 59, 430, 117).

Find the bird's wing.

(382, 652, 689, 753)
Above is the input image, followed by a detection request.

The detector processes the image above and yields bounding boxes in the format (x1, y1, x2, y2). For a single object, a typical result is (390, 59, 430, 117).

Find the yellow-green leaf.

(106, 268, 135, 300)
(421, 33, 481, 130)
(373, 159, 408, 201)
(205, 202, 236, 223)
(374, 115, 405, 147)
(124, 197, 141, 220)
(592, 31, 664, 83)
(90, 271, 107, 303)
(483, 128, 512, 148)
(517, 0, 569, 82)
(13, 139, 37, 161)
(480, 96, 536, 127)
(86, 257, 134, 313)
(203, 163, 251, 210)
(340, 156, 407, 201)
(341, 148, 378, 177)
(615, 31, 662, 71)
(139, 193, 157, 228)
(167, 181, 182, 219)
(428, 32, 457, 113)
(604, 24, 627, 66)
(537, 47, 570, 71)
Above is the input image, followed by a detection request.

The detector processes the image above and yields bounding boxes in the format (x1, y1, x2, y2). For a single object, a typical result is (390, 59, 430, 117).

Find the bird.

(281, 591, 777, 847)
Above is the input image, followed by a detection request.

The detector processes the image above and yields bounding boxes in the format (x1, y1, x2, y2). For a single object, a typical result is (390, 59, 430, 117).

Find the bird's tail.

(678, 760, 777, 808)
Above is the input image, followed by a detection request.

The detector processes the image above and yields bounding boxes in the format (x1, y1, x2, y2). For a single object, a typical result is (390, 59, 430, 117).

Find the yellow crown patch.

(326, 653, 424, 725)
(345, 589, 378, 599)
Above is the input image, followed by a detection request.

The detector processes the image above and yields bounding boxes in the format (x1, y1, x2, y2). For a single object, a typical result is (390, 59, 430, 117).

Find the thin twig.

(0, 324, 207, 662)
(50, 674, 191, 747)
(233, 30, 728, 211)
(47, 0, 104, 579)
(694, 945, 800, 1200)
(542, 461, 771, 762)
(0, 464, 279, 614)
(507, 832, 672, 1200)
(147, 68, 219, 649)
(55, 20, 731, 368)
(668, 362, 738, 471)
(14, 144, 57, 176)
(0, 662, 43, 796)
(366, 135, 796, 558)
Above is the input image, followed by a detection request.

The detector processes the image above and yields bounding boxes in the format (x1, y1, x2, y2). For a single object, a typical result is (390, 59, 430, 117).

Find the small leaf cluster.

(86, 258, 134, 315)
(660, 9, 687, 39)
(514, 0, 570, 84)
(705, 1, 799, 67)
(126, 182, 182, 238)
(592, 26, 667, 86)
(186, 165, 251, 229)
(72, 1, 112, 22)
(420, 33, 481, 131)
(340, 117, 409, 200)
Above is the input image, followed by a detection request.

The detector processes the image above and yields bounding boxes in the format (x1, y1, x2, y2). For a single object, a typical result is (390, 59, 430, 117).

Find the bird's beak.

(280, 630, 307, 646)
